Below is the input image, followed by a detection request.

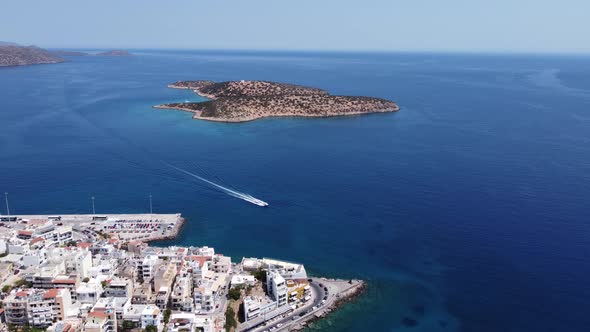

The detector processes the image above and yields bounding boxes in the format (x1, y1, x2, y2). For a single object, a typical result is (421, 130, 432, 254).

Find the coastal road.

(243, 278, 328, 332)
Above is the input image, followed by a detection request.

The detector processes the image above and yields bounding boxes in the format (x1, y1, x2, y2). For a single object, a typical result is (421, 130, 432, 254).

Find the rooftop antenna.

(91, 196, 96, 215)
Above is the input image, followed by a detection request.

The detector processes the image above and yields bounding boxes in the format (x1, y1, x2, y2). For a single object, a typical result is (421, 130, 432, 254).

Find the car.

(277, 323, 283, 328)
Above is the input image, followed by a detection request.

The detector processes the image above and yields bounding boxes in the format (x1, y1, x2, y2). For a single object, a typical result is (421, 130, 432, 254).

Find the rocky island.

(0, 45, 65, 67)
(52, 50, 89, 56)
(96, 49, 132, 56)
(154, 80, 399, 122)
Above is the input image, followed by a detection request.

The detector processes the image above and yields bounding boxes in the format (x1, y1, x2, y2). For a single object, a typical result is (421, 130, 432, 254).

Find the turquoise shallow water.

(1, 51, 590, 331)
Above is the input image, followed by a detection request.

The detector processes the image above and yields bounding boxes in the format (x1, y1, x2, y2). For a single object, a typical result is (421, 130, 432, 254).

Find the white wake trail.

(166, 163, 268, 207)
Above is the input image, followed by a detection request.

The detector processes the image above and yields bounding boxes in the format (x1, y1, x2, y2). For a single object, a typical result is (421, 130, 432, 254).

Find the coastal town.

(0, 214, 364, 332)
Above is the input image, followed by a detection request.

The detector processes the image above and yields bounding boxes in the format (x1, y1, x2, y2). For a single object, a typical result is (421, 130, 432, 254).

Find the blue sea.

(1, 50, 590, 331)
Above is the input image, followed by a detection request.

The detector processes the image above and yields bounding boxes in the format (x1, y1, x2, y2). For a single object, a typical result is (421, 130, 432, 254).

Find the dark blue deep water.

(2, 51, 590, 331)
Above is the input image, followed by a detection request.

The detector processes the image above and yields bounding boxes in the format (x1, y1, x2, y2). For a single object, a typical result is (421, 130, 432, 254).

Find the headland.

(0, 45, 65, 67)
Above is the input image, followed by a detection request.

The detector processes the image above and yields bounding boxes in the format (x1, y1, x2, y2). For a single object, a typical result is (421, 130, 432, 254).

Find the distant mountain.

(96, 50, 132, 56)
(0, 41, 19, 46)
(0, 45, 65, 67)
(52, 50, 89, 56)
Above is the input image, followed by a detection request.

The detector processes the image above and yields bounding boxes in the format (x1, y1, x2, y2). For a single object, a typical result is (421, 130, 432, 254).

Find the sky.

(1, 0, 589, 53)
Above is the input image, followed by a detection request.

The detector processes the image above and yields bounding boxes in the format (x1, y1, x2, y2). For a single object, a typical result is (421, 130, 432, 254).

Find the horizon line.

(38, 46, 590, 57)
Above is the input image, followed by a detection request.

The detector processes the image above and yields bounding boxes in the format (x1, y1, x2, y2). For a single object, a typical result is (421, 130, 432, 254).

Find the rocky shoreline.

(142, 216, 186, 243)
(154, 80, 399, 123)
(289, 280, 367, 331)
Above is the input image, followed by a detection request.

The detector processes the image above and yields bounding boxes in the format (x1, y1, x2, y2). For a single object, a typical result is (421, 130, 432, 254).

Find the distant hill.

(0, 41, 19, 46)
(96, 50, 132, 56)
(0, 45, 65, 67)
(52, 50, 89, 56)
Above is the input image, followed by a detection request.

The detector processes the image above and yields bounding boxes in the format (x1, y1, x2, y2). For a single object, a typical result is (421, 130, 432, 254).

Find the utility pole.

(4, 192, 9, 221)
(91, 196, 95, 214)
(149, 194, 153, 214)
(149, 194, 153, 221)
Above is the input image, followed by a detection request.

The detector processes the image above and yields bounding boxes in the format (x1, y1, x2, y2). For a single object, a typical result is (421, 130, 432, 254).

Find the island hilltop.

(154, 80, 399, 122)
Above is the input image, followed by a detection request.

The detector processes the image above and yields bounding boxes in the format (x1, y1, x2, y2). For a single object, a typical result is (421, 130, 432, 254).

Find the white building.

(140, 305, 163, 331)
(76, 280, 103, 305)
(210, 255, 231, 274)
(196, 246, 215, 257)
(4, 289, 72, 327)
(167, 313, 214, 332)
(170, 276, 193, 312)
(266, 271, 288, 307)
(139, 255, 159, 281)
(84, 309, 116, 332)
(230, 275, 256, 288)
(104, 277, 133, 298)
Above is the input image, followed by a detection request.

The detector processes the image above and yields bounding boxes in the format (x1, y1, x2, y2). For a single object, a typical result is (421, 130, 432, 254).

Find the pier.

(0, 213, 184, 242)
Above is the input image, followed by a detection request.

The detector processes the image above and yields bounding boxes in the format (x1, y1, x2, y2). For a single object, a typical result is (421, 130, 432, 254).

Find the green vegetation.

(82, 277, 90, 283)
(228, 287, 242, 301)
(2, 285, 11, 293)
(101, 280, 107, 288)
(0, 252, 8, 257)
(21, 325, 45, 332)
(120, 320, 135, 332)
(224, 306, 237, 332)
(144, 325, 157, 332)
(251, 268, 267, 283)
(14, 279, 32, 288)
(66, 240, 77, 247)
(164, 308, 171, 324)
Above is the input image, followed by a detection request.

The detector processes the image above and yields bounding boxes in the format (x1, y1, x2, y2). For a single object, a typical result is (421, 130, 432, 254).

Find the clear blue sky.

(1, 0, 588, 53)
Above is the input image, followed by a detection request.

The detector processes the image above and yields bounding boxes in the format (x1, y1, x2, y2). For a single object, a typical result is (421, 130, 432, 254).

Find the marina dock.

(0, 213, 184, 242)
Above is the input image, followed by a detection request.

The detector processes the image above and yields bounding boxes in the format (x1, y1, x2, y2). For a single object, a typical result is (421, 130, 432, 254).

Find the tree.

(66, 240, 77, 247)
(163, 308, 171, 324)
(145, 325, 157, 332)
(9, 279, 32, 289)
(2, 285, 12, 293)
(82, 277, 90, 283)
(251, 268, 266, 283)
(121, 320, 135, 332)
(224, 307, 237, 332)
(228, 287, 241, 301)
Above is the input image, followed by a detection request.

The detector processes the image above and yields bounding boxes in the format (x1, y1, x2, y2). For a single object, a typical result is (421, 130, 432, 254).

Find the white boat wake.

(166, 163, 268, 207)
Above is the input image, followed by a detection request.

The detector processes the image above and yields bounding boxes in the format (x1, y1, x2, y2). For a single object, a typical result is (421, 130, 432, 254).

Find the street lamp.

(149, 194, 153, 221)
(4, 192, 9, 220)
